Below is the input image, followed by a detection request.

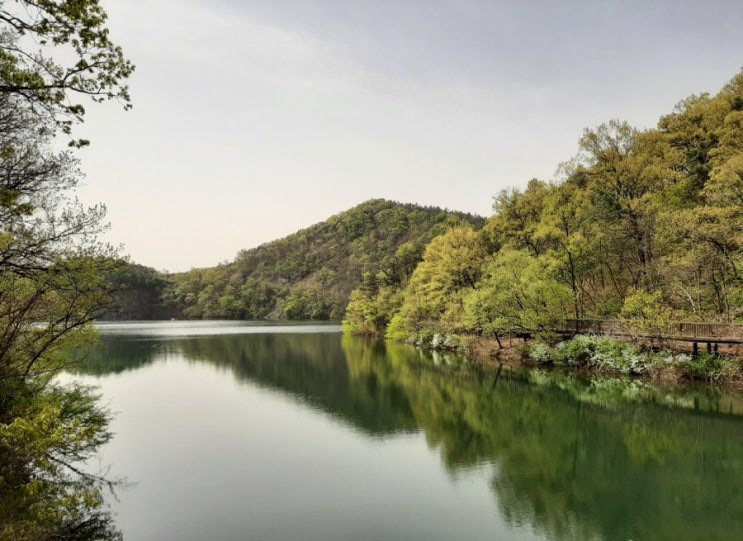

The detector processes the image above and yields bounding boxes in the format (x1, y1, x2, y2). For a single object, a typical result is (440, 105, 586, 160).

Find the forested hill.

(157, 199, 484, 320)
(345, 70, 743, 339)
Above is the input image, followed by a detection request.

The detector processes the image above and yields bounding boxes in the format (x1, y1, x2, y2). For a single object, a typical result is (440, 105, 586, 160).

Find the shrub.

(677, 352, 740, 382)
(527, 342, 552, 365)
(532, 335, 661, 374)
(385, 313, 410, 341)
(553, 335, 593, 366)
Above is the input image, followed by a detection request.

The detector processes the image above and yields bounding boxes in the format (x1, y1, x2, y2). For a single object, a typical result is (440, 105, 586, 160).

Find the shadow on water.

(76, 328, 743, 541)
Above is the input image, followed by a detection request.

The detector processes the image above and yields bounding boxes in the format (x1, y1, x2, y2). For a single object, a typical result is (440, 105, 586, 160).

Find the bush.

(527, 336, 660, 374)
(526, 342, 553, 365)
(677, 353, 740, 382)
(385, 313, 411, 341)
(552, 335, 593, 366)
(513, 335, 741, 382)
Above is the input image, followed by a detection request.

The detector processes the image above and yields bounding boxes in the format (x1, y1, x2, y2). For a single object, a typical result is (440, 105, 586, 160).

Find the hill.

(160, 199, 484, 320)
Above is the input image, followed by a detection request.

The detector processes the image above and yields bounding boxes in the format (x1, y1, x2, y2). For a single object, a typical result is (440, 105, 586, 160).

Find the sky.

(74, 0, 743, 272)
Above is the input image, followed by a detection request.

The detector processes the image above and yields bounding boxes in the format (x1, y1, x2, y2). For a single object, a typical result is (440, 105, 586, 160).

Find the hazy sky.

(75, 0, 743, 271)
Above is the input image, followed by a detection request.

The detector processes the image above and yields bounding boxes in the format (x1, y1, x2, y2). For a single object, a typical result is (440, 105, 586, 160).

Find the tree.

(657, 92, 727, 202)
(0, 1, 132, 537)
(387, 225, 486, 339)
(464, 249, 572, 343)
(0, 383, 121, 541)
(342, 285, 403, 336)
(0, 91, 114, 380)
(0, 0, 134, 145)
(102, 261, 169, 320)
(534, 178, 594, 320)
(484, 179, 550, 255)
(343, 242, 426, 336)
(653, 71, 743, 320)
(0, 89, 121, 540)
(579, 121, 675, 290)
(619, 288, 675, 344)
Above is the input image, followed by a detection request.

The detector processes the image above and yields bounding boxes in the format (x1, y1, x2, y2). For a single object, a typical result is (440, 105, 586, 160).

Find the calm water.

(63, 321, 743, 541)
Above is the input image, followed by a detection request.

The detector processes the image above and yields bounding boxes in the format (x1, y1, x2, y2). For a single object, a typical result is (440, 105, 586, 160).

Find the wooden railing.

(557, 319, 743, 344)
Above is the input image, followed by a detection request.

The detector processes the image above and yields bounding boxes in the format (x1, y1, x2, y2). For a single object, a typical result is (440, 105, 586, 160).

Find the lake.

(63, 321, 743, 541)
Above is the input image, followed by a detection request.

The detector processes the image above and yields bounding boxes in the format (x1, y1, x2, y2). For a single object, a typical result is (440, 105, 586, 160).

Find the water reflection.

(77, 327, 743, 541)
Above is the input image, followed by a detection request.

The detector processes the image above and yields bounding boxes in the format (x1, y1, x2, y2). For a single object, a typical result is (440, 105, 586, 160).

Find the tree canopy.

(345, 70, 743, 345)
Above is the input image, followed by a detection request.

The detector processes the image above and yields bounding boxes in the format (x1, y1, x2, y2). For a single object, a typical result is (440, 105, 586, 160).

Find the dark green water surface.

(64, 321, 743, 541)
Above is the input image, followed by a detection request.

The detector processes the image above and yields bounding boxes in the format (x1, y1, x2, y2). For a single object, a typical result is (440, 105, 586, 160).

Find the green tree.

(102, 261, 169, 320)
(0, 0, 134, 144)
(657, 93, 727, 202)
(579, 121, 674, 291)
(0, 384, 120, 541)
(343, 242, 425, 336)
(619, 288, 676, 343)
(342, 285, 403, 335)
(0, 1, 132, 537)
(484, 179, 550, 255)
(534, 178, 594, 319)
(654, 72, 743, 320)
(0, 93, 121, 540)
(464, 249, 572, 343)
(388, 225, 486, 339)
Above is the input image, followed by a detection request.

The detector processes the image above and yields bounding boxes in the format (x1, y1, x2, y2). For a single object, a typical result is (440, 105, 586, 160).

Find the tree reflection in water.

(77, 330, 743, 541)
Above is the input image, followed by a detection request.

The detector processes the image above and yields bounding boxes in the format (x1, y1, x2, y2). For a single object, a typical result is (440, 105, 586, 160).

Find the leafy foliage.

(0, 96, 121, 536)
(0, 0, 134, 145)
(384, 225, 486, 340)
(0, 384, 120, 541)
(100, 261, 169, 320)
(519, 335, 742, 381)
(464, 249, 572, 342)
(347, 69, 743, 346)
(0, 2, 132, 537)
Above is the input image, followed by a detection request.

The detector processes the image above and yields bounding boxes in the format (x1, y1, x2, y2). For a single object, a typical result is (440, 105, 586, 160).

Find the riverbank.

(461, 334, 743, 387)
